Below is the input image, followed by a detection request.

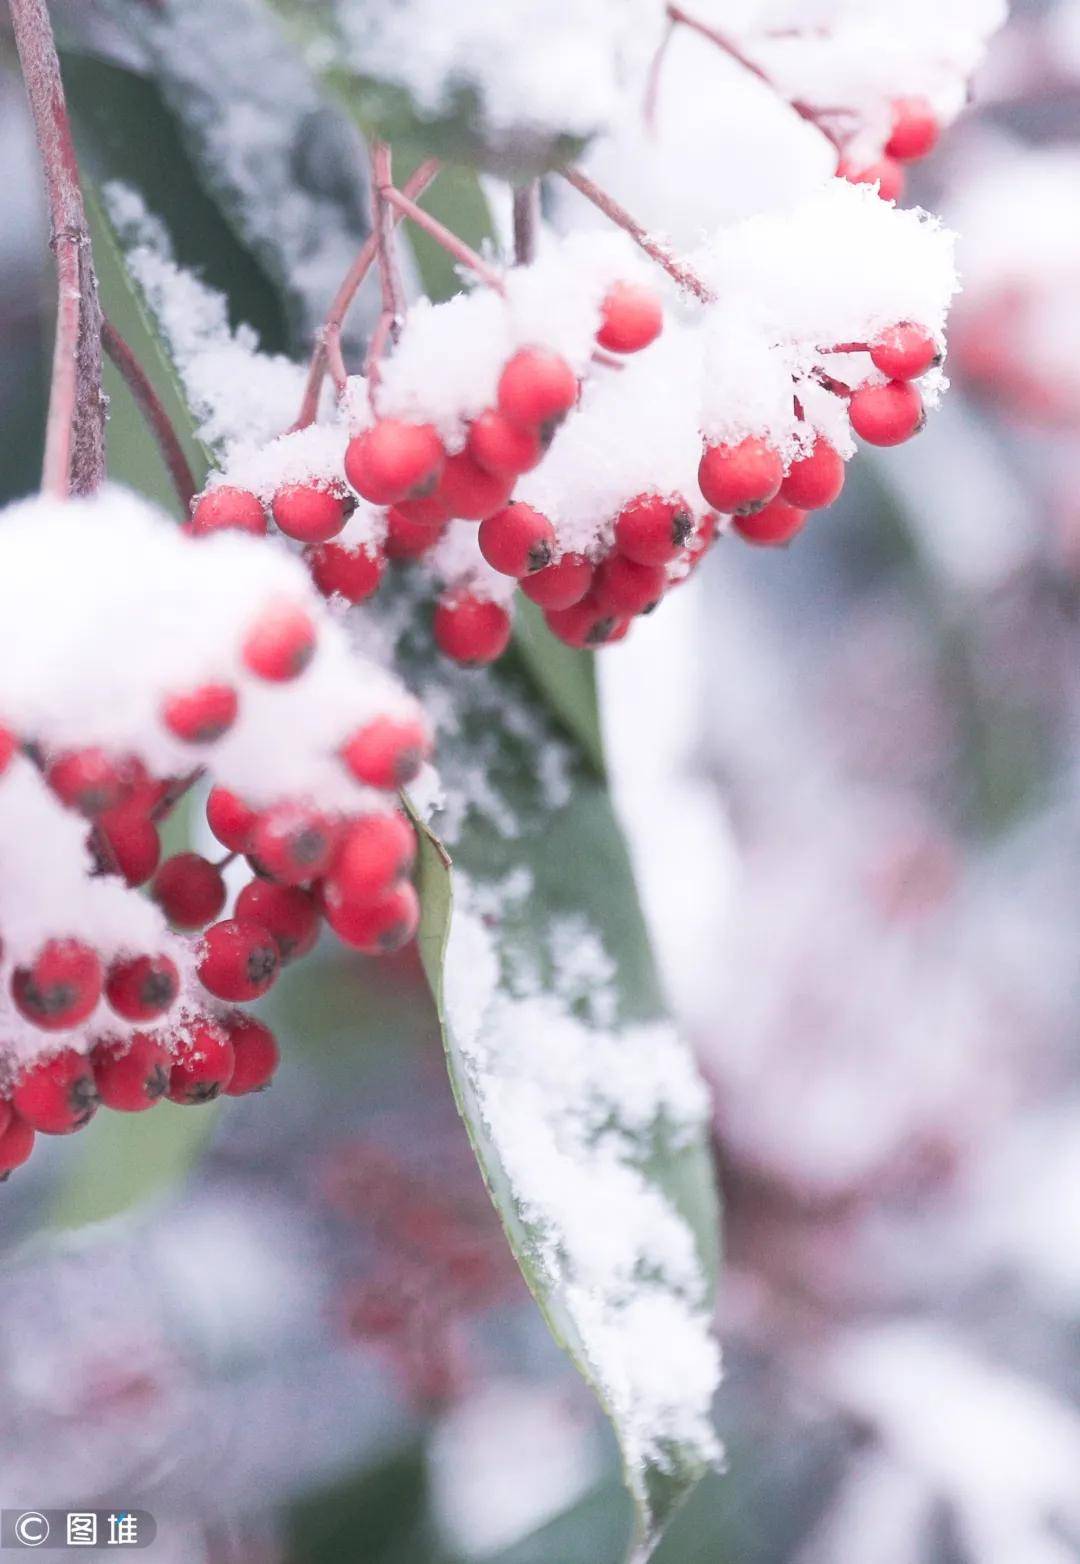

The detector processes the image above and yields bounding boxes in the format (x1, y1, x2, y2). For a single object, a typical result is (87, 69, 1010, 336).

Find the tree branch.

(101, 319, 197, 513)
(11, 0, 105, 498)
(558, 164, 715, 303)
(512, 181, 540, 266)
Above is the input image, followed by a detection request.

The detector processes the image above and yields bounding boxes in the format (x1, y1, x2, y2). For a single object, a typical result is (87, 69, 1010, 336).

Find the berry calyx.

(345, 421, 445, 506)
(596, 281, 663, 354)
(323, 812, 416, 908)
(167, 1018, 235, 1104)
(308, 540, 386, 603)
(732, 498, 808, 547)
(222, 1013, 280, 1095)
(105, 953, 180, 1022)
(433, 593, 512, 666)
(435, 450, 514, 522)
(46, 748, 140, 817)
(206, 786, 258, 853)
(152, 852, 227, 930)
(519, 553, 594, 610)
(92, 1033, 170, 1112)
(98, 799, 161, 887)
(593, 554, 667, 616)
(615, 493, 694, 565)
(497, 348, 578, 434)
(250, 802, 339, 884)
(324, 879, 420, 954)
(478, 503, 556, 577)
(13, 1047, 98, 1133)
(849, 380, 925, 446)
(234, 879, 320, 962)
(341, 714, 432, 789)
(161, 683, 239, 744)
(886, 97, 940, 163)
(197, 918, 279, 1001)
(698, 437, 783, 515)
(271, 483, 352, 544)
(780, 438, 846, 510)
(190, 487, 267, 537)
(12, 939, 103, 1031)
(869, 324, 941, 381)
(384, 506, 447, 561)
(839, 156, 905, 204)
(0, 1116, 35, 1178)
(242, 602, 317, 682)
(468, 410, 544, 477)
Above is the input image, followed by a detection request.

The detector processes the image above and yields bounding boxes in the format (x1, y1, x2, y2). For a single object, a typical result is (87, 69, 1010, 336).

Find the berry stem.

(557, 164, 714, 303)
(366, 139, 409, 392)
(101, 319, 197, 511)
(11, 0, 105, 499)
(382, 185, 506, 294)
(150, 766, 205, 824)
(292, 158, 440, 429)
(643, 14, 676, 130)
(512, 181, 540, 266)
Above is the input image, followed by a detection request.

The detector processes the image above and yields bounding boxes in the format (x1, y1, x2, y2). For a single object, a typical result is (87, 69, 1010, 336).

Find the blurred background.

(1, 1, 1079, 1560)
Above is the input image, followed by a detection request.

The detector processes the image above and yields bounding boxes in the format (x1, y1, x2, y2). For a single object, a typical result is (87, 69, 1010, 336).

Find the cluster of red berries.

(838, 96, 941, 204)
(0, 586, 434, 1181)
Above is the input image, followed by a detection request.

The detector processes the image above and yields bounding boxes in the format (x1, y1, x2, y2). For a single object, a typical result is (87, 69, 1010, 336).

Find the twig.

(102, 319, 197, 512)
(558, 164, 715, 303)
(292, 158, 440, 430)
(11, 0, 106, 498)
(643, 15, 677, 131)
(512, 182, 540, 266)
(364, 140, 409, 398)
(382, 184, 506, 293)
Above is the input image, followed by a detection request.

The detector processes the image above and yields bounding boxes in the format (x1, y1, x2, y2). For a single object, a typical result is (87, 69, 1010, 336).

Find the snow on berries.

(0, 487, 436, 1178)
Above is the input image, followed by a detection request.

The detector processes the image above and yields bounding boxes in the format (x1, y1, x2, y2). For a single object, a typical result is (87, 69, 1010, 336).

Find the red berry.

(435, 450, 514, 521)
(152, 852, 227, 929)
(92, 1032, 170, 1111)
(206, 786, 258, 853)
(13, 1048, 98, 1132)
(190, 487, 267, 537)
(0, 1098, 9, 1140)
(341, 714, 432, 790)
(222, 1013, 280, 1095)
(840, 156, 905, 204)
(392, 493, 451, 527)
(615, 493, 694, 565)
(433, 593, 512, 665)
(162, 683, 238, 744)
(886, 97, 939, 162)
(593, 554, 666, 616)
(497, 348, 578, 433)
(12, 940, 103, 1031)
(251, 802, 339, 884)
(869, 324, 941, 381)
(167, 1017, 235, 1104)
(698, 437, 783, 516)
(105, 953, 180, 1022)
(242, 603, 317, 682)
(98, 799, 161, 887)
(235, 880, 320, 962)
(46, 748, 141, 817)
(325, 879, 420, 954)
(385, 506, 447, 561)
(198, 919, 279, 1001)
(733, 498, 808, 547)
(519, 552, 594, 610)
(478, 503, 556, 577)
(271, 483, 351, 543)
(596, 281, 663, 354)
(323, 812, 416, 908)
(544, 596, 626, 649)
(849, 380, 925, 446)
(345, 421, 445, 506)
(0, 725, 15, 775)
(468, 410, 544, 476)
(0, 1115, 35, 1177)
(780, 438, 846, 510)
(308, 539, 386, 603)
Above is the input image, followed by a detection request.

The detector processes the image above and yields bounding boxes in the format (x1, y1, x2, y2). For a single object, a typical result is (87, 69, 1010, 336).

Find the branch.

(11, 0, 105, 498)
(558, 165, 715, 303)
(102, 320, 197, 512)
(512, 181, 540, 266)
(382, 185, 506, 293)
(293, 158, 439, 430)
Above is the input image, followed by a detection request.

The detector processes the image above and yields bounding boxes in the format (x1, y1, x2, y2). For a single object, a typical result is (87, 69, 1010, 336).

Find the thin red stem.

(366, 140, 408, 391)
(151, 767, 204, 824)
(292, 158, 440, 430)
(11, 0, 105, 498)
(382, 185, 506, 294)
(102, 319, 197, 512)
(558, 164, 714, 303)
(644, 15, 677, 130)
